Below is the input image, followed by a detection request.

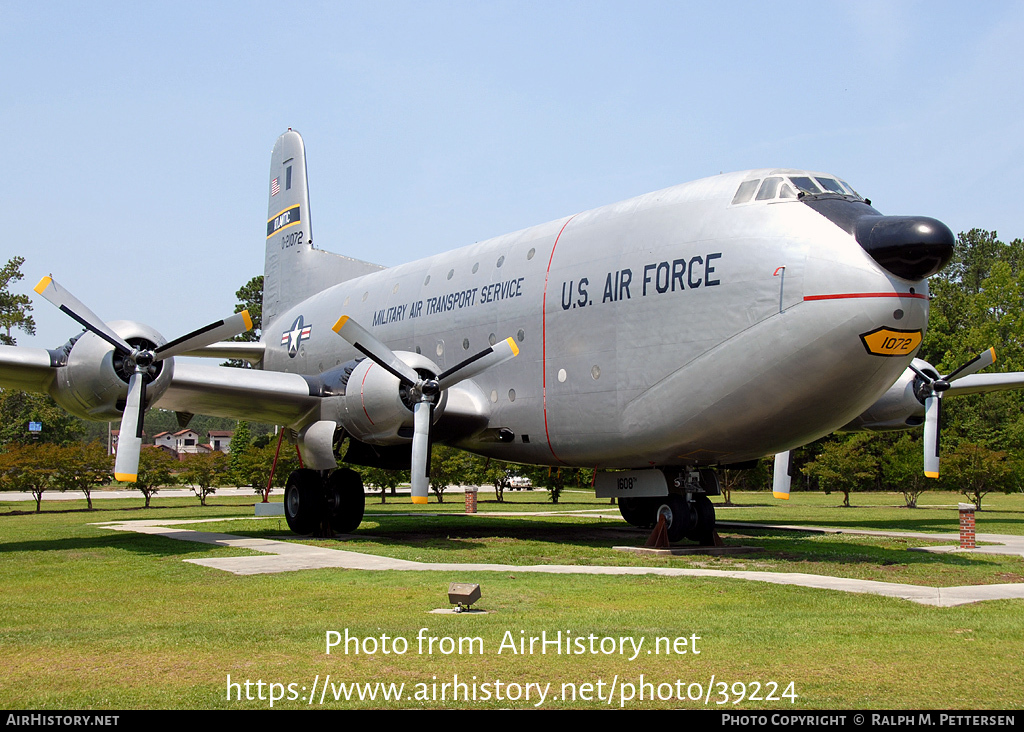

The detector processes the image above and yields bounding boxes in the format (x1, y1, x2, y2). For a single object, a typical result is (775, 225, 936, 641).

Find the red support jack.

(262, 429, 286, 503)
(645, 514, 670, 549)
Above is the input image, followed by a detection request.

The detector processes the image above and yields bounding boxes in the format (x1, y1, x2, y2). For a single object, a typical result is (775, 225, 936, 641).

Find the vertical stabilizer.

(263, 129, 385, 331)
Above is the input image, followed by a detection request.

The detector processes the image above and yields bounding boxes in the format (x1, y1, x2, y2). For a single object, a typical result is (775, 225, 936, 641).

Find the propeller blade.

(945, 348, 996, 383)
(34, 276, 132, 355)
(772, 451, 793, 499)
(410, 401, 433, 504)
(154, 310, 254, 361)
(923, 394, 941, 478)
(114, 371, 147, 482)
(437, 337, 519, 390)
(332, 315, 420, 387)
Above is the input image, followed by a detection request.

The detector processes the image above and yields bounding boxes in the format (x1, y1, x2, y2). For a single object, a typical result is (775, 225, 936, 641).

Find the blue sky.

(3, 2, 1023, 347)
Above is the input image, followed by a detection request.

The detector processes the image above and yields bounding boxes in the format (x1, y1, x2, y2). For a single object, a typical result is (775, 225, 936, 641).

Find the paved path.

(100, 517, 1024, 608)
(717, 521, 1024, 558)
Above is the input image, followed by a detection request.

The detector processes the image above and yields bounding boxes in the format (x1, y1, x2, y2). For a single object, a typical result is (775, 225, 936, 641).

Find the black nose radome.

(854, 216, 954, 281)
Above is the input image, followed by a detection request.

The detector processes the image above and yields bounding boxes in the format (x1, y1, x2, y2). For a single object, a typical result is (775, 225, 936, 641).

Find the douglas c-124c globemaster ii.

(4, 129, 1017, 544)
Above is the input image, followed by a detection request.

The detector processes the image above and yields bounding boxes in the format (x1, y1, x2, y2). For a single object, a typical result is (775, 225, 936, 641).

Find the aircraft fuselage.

(263, 169, 930, 470)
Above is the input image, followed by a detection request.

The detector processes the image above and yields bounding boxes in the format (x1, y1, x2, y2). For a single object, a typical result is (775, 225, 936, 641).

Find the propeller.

(772, 450, 793, 500)
(34, 276, 252, 481)
(333, 315, 519, 503)
(910, 348, 996, 478)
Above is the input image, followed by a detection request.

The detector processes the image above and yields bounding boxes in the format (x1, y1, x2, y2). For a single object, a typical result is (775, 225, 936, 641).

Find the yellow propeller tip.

(332, 315, 350, 333)
(773, 492, 790, 500)
(411, 496, 428, 505)
(34, 276, 52, 295)
(115, 473, 138, 483)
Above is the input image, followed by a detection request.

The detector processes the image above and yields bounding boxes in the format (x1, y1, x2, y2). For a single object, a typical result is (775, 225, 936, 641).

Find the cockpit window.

(732, 179, 759, 205)
(732, 172, 865, 205)
(814, 177, 845, 194)
(789, 176, 822, 195)
(755, 176, 782, 200)
(840, 179, 860, 198)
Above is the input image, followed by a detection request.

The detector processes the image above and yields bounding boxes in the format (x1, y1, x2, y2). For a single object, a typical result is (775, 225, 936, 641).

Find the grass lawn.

(1, 489, 1022, 709)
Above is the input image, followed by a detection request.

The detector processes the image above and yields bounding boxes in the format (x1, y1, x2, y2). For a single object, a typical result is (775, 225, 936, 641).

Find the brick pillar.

(465, 486, 478, 514)
(959, 503, 976, 549)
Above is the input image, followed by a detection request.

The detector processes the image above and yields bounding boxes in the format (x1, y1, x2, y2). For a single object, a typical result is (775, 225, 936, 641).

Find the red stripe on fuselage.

(541, 216, 576, 464)
(804, 292, 928, 301)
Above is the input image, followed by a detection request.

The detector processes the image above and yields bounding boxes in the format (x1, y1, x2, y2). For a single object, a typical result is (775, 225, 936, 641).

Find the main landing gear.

(617, 469, 719, 545)
(284, 468, 365, 536)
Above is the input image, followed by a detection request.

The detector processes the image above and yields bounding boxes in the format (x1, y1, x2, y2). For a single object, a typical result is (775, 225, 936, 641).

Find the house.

(208, 430, 234, 453)
(108, 429, 146, 456)
(153, 429, 207, 456)
(111, 427, 234, 459)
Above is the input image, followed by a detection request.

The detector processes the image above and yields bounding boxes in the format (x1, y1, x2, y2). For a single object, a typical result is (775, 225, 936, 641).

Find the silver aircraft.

(2, 129, 1014, 543)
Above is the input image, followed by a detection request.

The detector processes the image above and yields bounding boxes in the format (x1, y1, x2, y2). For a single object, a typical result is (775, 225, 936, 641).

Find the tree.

(51, 443, 112, 509)
(922, 230, 1024, 457)
(0, 443, 57, 512)
(941, 442, 1014, 510)
(0, 256, 36, 346)
(466, 455, 513, 503)
(360, 465, 407, 504)
(428, 445, 472, 503)
(228, 421, 253, 484)
(517, 464, 593, 504)
(718, 467, 743, 505)
(179, 451, 229, 505)
(233, 441, 299, 495)
(881, 433, 929, 508)
(0, 389, 82, 446)
(802, 435, 876, 507)
(224, 275, 263, 368)
(134, 448, 176, 508)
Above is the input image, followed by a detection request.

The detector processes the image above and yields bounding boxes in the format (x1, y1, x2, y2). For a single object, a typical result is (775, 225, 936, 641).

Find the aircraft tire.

(327, 468, 365, 534)
(687, 494, 717, 545)
(656, 494, 694, 543)
(618, 497, 655, 528)
(284, 468, 320, 535)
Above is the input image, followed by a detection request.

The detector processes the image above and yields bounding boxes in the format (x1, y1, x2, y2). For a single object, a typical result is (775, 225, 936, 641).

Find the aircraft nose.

(854, 215, 954, 281)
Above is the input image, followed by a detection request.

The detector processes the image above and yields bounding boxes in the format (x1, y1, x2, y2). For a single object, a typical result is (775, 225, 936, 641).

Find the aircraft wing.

(179, 341, 266, 365)
(154, 362, 319, 425)
(945, 371, 1024, 397)
(0, 345, 60, 393)
(0, 344, 318, 428)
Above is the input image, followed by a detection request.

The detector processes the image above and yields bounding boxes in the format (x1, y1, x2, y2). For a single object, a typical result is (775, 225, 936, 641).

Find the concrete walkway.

(717, 521, 1024, 558)
(99, 517, 1024, 608)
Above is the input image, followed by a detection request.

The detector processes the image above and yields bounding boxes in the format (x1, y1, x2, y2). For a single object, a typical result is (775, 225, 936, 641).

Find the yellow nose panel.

(859, 327, 922, 357)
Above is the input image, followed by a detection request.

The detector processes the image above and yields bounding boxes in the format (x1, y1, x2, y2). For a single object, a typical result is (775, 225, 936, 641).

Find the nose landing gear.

(617, 468, 720, 545)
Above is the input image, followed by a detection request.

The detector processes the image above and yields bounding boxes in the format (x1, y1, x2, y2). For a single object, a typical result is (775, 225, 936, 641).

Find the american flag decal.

(271, 177, 280, 196)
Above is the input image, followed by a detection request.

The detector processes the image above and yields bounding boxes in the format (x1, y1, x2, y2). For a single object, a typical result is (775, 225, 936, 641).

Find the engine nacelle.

(48, 321, 174, 421)
(840, 358, 936, 432)
(324, 351, 448, 445)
